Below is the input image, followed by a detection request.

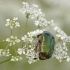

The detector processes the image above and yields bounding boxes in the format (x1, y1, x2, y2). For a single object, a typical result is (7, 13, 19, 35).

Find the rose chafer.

(35, 31, 55, 60)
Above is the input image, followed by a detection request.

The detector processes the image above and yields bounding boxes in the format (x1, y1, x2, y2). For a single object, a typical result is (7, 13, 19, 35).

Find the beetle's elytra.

(34, 31, 55, 60)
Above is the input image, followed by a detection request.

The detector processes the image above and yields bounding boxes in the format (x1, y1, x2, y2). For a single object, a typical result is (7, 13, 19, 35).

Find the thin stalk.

(0, 58, 11, 64)
(11, 29, 12, 36)
(25, 18, 28, 34)
(38, 25, 40, 29)
(0, 40, 5, 44)
(13, 46, 17, 56)
(5, 45, 9, 49)
(22, 41, 23, 48)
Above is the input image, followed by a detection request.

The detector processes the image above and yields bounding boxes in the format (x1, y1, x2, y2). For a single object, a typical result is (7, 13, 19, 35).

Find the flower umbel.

(17, 48, 26, 55)
(52, 44, 69, 62)
(6, 36, 20, 46)
(5, 17, 20, 29)
(0, 2, 70, 64)
(0, 49, 11, 57)
(11, 56, 23, 61)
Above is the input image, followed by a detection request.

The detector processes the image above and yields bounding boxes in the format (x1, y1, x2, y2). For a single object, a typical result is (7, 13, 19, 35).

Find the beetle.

(34, 31, 55, 60)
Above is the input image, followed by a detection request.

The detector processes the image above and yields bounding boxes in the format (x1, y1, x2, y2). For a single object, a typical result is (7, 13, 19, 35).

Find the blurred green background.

(0, 0, 70, 70)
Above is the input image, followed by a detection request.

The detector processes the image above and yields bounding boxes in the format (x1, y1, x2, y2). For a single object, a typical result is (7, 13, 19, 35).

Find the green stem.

(25, 18, 28, 34)
(11, 29, 12, 36)
(0, 40, 5, 44)
(13, 46, 17, 56)
(22, 41, 23, 48)
(5, 45, 9, 49)
(0, 58, 11, 64)
(38, 25, 40, 29)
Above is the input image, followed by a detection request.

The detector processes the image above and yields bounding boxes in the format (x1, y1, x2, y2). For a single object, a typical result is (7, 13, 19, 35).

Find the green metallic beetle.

(35, 31, 55, 60)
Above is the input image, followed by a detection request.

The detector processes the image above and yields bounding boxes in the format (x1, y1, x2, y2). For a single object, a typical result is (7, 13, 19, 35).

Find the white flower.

(13, 17, 18, 20)
(66, 57, 70, 62)
(17, 48, 23, 55)
(66, 36, 70, 43)
(34, 18, 49, 27)
(22, 29, 43, 45)
(6, 36, 20, 46)
(33, 4, 38, 8)
(20, 2, 30, 18)
(15, 22, 20, 28)
(11, 56, 23, 61)
(0, 49, 11, 57)
(22, 35, 27, 41)
(21, 29, 44, 64)
(5, 18, 20, 29)
(52, 44, 69, 62)
(50, 20, 55, 26)
(22, 2, 29, 6)
(17, 48, 25, 55)
(22, 35, 29, 43)
(20, 2, 45, 19)
(21, 30, 42, 64)
(6, 19, 10, 22)
(34, 9, 45, 18)
(34, 21, 39, 26)
(27, 29, 43, 37)
(25, 47, 39, 64)
(54, 27, 58, 30)
(54, 26, 67, 40)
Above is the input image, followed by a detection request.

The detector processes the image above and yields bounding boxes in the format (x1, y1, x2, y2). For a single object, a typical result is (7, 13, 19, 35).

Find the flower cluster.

(0, 2, 70, 64)
(20, 2, 44, 19)
(22, 29, 43, 42)
(21, 28, 70, 63)
(11, 56, 22, 61)
(17, 46, 39, 64)
(52, 44, 70, 62)
(0, 49, 11, 57)
(17, 48, 25, 55)
(27, 49, 39, 64)
(19, 2, 70, 64)
(21, 30, 43, 63)
(54, 26, 67, 40)
(6, 36, 20, 46)
(51, 26, 70, 62)
(17, 45, 39, 64)
(20, 2, 50, 30)
(5, 17, 20, 29)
